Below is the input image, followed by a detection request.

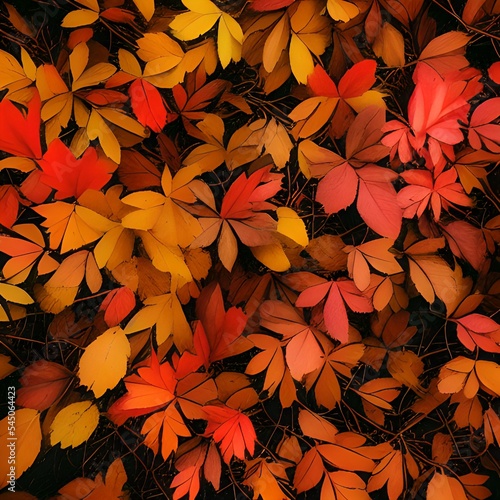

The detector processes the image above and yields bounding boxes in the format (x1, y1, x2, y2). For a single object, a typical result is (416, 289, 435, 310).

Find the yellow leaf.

(251, 243, 291, 272)
(61, 9, 99, 28)
(217, 13, 243, 68)
(289, 33, 314, 84)
(50, 401, 99, 449)
(0, 49, 34, 96)
(87, 110, 121, 163)
(0, 409, 41, 488)
(277, 207, 308, 247)
(78, 327, 131, 398)
(69, 42, 89, 84)
(124, 293, 192, 350)
(261, 119, 293, 169)
(169, 10, 220, 41)
(373, 23, 405, 67)
(327, 0, 359, 22)
(132, 0, 155, 21)
(0, 283, 33, 305)
(346, 90, 386, 113)
(72, 62, 116, 91)
(138, 230, 192, 280)
(20, 48, 36, 81)
(0, 354, 16, 380)
(118, 49, 142, 77)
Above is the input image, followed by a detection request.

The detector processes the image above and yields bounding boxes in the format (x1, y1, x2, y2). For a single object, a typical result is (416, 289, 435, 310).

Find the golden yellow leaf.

(78, 327, 131, 398)
(132, 0, 155, 21)
(289, 34, 314, 84)
(277, 207, 309, 247)
(0, 283, 34, 306)
(0, 409, 41, 488)
(0, 355, 16, 380)
(0, 49, 34, 96)
(61, 9, 99, 28)
(50, 401, 99, 449)
(327, 0, 359, 22)
(251, 243, 291, 272)
(124, 293, 192, 350)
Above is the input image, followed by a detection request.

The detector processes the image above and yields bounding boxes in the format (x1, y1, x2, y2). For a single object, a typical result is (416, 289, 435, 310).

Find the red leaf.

(441, 221, 487, 271)
(316, 162, 358, 214)
(196, 282, 250, 363)
(455, 314, 500, 353)
(99, 287, 136, 327)
(38, 139, 116, 200)
(203, 405, 256, 463)
(107, 350, 176, 425)
(488, 61, 500, 84)
(17, 360, 73, 411)
(0, 93, 42, 159)
(308, 65, 339, 98)
(129, 79, 167, 133)
(323, 282, 350, 343)
(338, 60, 377, 99)
(250, 0, 296, 11)
(357, 166, 402, 238)
(0, 185, 21, 229)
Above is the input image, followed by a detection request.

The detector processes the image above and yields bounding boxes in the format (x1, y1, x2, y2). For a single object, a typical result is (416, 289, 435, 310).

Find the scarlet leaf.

(38, 139, 116, 200)
(203, 405, 256, 463)
(129, 79, 167, 133)
(0, 93, 41, 159)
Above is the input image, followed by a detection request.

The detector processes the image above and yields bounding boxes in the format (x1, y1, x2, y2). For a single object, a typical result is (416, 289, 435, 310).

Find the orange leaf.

(203, 404, 256, 463)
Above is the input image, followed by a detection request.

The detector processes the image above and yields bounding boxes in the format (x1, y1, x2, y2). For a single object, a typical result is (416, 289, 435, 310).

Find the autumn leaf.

(78, 327, 131, 397)
(37, 139, 117, 200)
(0, 408, 41, 488)
(295, 277, 373, 343)
(203, 404, 256, 463)
(18, 360, 73, 411)
(169, 0, 243, 69)
(50, 400, 99, 448)
(0, 92, 41, 159)
(243, 458, 292, 500)
(453, 314, 500, 353)
(57, 457, 128, 500)
(196, 282, 252, 364)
